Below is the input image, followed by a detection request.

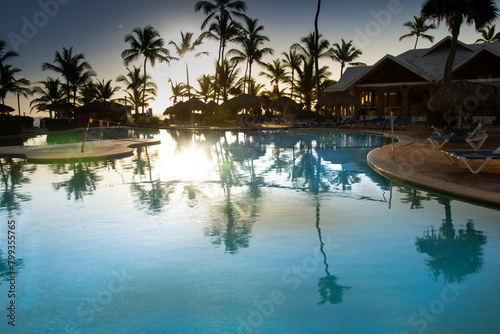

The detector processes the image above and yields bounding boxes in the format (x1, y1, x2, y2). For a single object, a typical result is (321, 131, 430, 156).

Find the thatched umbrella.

(222, 94, 266, 113)
(184, 97, 207, 112)
(316, 92, 358, 122)
(268, 97, 299, 122)
(163, 101, 191, 121)
(428, 80, 497, 127)
(206, 101, 219, 115)
(0, 104, 15, 113)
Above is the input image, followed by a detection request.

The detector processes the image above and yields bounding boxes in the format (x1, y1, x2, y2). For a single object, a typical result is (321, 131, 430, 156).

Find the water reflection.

(52, 162, 102, 201)
(0, 249, 23, 280)
(0, 158, 34, 216)
(416, 198, 487, 283)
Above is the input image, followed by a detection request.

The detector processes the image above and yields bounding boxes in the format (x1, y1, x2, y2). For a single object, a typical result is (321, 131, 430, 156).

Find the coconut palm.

(475, 24, 500, 43)
(215, 58, 241, 102)
(78, 80, 97, 105)
(0, 64, 21, 104)
(282, 48, 301, 99)
(194, 0, 248, 29)
(421, 0, 499, 86)
(41, 47, 95, 108)
(259, 58, 288, 95)
(116, 66, 158, 114)
(314, 0, 322, 104)
(293, 56, 331, 111)
(121, 25, 174, 114)
(30, 77, 66, 117)
(228, 17, 273, 94)
(13, 77, 32, 115)
(196, 74, 214, 102)
(94, 79, 120, 103)
(169, 32, 209, 99)
(169, 80, 187, 104)
(0, 40, 19, 66)
(292, 32, 330, 62)
(327, 39, 366, 78)
(399, 16, 437, 49)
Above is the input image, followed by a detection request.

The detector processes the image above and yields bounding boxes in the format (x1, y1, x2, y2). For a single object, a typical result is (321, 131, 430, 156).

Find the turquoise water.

(1, 129, 499, 333)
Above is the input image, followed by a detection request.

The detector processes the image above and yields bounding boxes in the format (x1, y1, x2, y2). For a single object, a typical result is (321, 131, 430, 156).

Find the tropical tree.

(94, 79, 121, 103)
(259, 58, 288, 95)
(293, 56, 331, 111)
(228, 17, 273, 94)
(194, 0, 248, 30)
(282, 48, 301, 99)
(41, 47, 95, 108)
(78, 80, 97, 105)
(399, 16, 437, 49)
(327, 39, 366, 78)
(421, 0, 499, 86)
(475, 24, 500, 42)
(215, 58, 241, 102)
(169, 32, 208, 99)
(0, 64, 21, 104)
(121, 26, 174, 114)
(30, 77, 66, 117)
(168, 80, 187, 104)
(196, 74, 214, 102)
(0, 40, 19, 66)
(13, 77, 32, 115)
(116, 66, 157, 114)
(314, 0, 322, 104)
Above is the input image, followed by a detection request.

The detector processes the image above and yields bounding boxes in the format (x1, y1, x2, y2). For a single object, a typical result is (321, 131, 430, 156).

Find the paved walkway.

(366, 124, 500, 207)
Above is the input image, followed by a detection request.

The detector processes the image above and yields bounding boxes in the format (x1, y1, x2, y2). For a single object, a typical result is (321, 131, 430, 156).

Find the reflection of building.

(325, 37, 500, 119)
(74, 101, 133, 127)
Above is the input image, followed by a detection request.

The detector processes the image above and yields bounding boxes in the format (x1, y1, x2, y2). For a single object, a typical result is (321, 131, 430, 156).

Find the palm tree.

(228, 17, 273, 94)
(293, 56, 331, 111)
(13, 77, 32, 116)
(475, 24, 500, 42)
(41, 47, 95, 108)
(292, 32, 330, 61)
(327, 39, 366, 78)
(78, 80, 97, 105)
(94, 79, 120, 103)
(169, 32, 209, 100)
(0, 64, 21, 104)
(30, 77, 66, 117)
(194, 0, 248, 30)
(259, 59, 288, 95)
(116, 66, 157, 114)
(215, 59, 241, 102)
(421, 0, 499, 86)
(399, 16, 437, 49)
(121, 26, 174, 114)
(0, 40, 19, 66)
(282, 48, 301, 99)
(314, 0, 322, 104)
(196, 74, 214, 102)
(168, 80, 187, 104)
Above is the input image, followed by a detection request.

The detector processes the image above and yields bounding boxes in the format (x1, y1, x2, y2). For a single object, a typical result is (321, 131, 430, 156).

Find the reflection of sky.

(0, 130, 500, 333)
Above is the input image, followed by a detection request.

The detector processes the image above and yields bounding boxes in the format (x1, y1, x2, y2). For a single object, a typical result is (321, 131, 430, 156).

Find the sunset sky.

(1, 0, 497, 117)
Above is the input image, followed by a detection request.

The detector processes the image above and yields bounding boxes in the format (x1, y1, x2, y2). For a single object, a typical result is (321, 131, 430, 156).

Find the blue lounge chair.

(432, 121, 480, 137)
(427, 123, 488, 150)
(441, 149, 500, 174)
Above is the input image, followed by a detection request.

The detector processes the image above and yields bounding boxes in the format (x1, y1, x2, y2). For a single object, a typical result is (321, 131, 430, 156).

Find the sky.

(1, 0, 499, 117)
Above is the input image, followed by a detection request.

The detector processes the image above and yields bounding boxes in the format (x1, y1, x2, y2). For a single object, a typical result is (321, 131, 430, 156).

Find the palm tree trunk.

(290, 69, 295, 99)
(142, 58, 148, 115)
(185, 62, 191, 100)
(444, 22, 461, 87)
(248, 60, 252, 94)
(17, 92, 21, 116)
(414, 36, 419, 50)
(314, 0, 322, 108)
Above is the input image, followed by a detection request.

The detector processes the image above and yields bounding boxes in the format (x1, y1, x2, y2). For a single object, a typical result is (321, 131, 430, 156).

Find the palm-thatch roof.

(0, 104, 15, 113)
(427, 80, 497, 112)
(163, 101, 188, 115)
(206, 101, 219, 113)
(316, 92, 358, 109)
(75, 101, 132, 113)
(267, 96, 299, 112)
(184, 97, 207, 112)
(222, 94, 266, 112)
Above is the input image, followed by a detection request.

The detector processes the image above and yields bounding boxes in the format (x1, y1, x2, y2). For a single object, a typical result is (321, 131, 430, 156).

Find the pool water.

(1, 129, 499, 334)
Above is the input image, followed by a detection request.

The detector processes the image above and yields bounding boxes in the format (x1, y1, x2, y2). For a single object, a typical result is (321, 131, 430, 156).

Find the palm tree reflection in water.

(416, 198, 487, 283)
(0, 158, 34, 216)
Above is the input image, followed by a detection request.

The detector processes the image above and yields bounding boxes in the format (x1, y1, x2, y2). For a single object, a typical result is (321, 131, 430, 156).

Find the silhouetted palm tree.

(293, 56, 331, 111)
(282, 48, 301, 99)
(94, 79, 120, 103)
(168, 79, 187, 104)
(314, 0, 322, 104)
(229, 17, 273, 93)
(194, 0, 247, 29)
(13, 77, 32, 115)
(215, 58, 241, 102)
(121, 26, 174, 114)
(30, 77, 66, 117)
(0, 40, 19, 65)
(0, 64, 29, 106)
(117, 66, 158, 114)
(327, 39, 366, 78)
(78, 79, 97, 105)
(259, 58, 288, 96)
(169, 31, 208, 99)
(421, 0, 499, 86)
(399, 16, 437, 49)
(196, 74, 214, 102)
(475, 24, 500, 42)
(42, 47, 95, 108)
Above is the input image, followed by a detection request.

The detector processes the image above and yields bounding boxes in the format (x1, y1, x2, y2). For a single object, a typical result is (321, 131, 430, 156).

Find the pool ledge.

(367, 137, 500, 207)
(0, 138, 161, 163)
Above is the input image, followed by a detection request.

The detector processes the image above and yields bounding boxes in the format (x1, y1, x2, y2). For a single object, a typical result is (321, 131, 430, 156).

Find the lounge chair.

(427, 123, 488, 150)
(441, 149, 500, 174)
(432, 121, 480, 137)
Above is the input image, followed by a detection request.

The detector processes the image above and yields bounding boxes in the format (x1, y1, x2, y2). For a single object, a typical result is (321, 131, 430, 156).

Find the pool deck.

(365, 124, 500, 208)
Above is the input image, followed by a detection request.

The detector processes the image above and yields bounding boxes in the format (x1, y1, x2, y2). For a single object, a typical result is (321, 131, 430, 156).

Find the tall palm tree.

(194, 0, 248, 30)
(421, 0, 499, 86)
(399, 16, 437, 49)
(282, 48, 301, 99)
(293, 56, 331, 111)
(475, 24, 500, 42)
(169, 32, 209, 99)
(0, 40, 19, 66)
(121, 26, 174, 114)
(0, 64, 21, 104)
(94, 79, 121, 103)
(168, 80, 187, 104)
(41, 47, 95, 108)
(78, 80, 97, 105)
(116, 66, 157, 114)
(30, 77, 66, 117)
(259, 58, 288, 95)
(196, 74, 214, 102)
(292, 32, 330, 61)
(215, 58, 241, 102)
(13, 77, 32, 116)
(314, 0, 322, 105)
(228, 17, 273, 94)
(327, 39, 366, 78)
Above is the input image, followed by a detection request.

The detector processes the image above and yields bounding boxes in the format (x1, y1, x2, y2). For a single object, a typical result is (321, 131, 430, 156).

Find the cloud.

(117, 24, 124, 29)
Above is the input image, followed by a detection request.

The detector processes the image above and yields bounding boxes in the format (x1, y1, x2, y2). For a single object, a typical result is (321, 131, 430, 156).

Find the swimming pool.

(1, 129, 499, 333)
